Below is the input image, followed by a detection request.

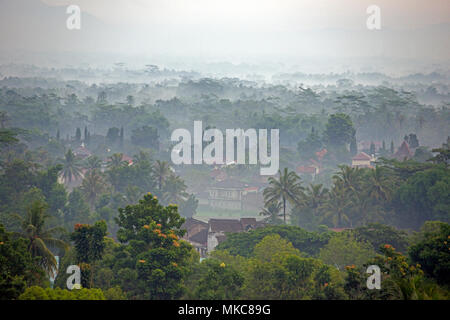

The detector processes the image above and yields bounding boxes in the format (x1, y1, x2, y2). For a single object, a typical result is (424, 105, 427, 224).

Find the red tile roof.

(296, 166, 317, 174)
(209, 219, 244, 233)
(352, 152, 372, 161)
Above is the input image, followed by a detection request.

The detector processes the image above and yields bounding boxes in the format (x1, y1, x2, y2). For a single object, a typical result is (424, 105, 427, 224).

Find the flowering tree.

(114, 193, 194, 299)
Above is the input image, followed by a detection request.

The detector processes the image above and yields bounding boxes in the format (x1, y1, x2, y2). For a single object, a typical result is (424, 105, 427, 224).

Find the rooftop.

(352, 152, 372, 161)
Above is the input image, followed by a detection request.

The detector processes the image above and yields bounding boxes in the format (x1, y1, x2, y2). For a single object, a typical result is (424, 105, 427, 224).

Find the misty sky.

(0, 0, 449, 72)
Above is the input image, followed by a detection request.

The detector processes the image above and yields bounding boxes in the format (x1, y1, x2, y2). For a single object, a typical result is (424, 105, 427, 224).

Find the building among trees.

(351, 152, 375, 168)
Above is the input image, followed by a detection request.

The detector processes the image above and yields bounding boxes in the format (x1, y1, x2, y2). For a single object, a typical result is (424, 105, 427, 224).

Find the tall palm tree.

(162, 174, 188, 205)
(303, 183, 329, 215)
(333, 165, 362, 195)
(133, 150, 152, 164)
(153, 160, 171, 191)
(60, 149, 82, 184)
(366, 166, 392, 202)
(107, 153, 126, 169)
(321, 180, 352, 228)
(84, 155, 102, 172)
(14, 201, 68, 277)
(80, 170, 107, 209)
(263, 168, 304, 224)
(259, 201, 283, 225)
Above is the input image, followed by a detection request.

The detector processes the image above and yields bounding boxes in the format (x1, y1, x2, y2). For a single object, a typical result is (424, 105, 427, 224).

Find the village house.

(181, 217, 265, 257)
(181, 218, 209, 258)
(296, 165, 319, 180)
(351, 152, 376, 168)
(208, 179, 245, 211)
(207, 218, 264, 252)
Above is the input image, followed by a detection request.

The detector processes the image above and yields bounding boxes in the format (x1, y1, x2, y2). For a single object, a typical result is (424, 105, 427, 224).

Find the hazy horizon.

(0, 0, 449, 76)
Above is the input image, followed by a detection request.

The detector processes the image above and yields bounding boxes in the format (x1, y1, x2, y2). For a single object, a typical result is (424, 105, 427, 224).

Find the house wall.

(209, 187, 243, 210)
(352, 159, 371, 167)
(207, 232, 220, 252)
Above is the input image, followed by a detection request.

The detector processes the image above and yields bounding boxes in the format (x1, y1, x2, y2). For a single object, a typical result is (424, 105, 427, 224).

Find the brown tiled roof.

(352, 152, 371, 161)
(182, 218, 208, 232)
(74, 146, 92, 157)
(315, 148, 327, 160)
(209, 219, 244, 233)
(189, 228, 208, 245)
(296, 166, 317, 174)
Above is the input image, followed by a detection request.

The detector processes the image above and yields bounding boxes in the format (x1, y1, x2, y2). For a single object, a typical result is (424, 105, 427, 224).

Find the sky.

(0, 0, 449, 73)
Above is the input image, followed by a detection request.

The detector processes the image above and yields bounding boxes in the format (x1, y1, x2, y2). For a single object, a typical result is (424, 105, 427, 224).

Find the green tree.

(369, 141, 376, 155)
(259, 202, 283, 225)
(80, 170, 107, 210)
(60, 149, 82, 184)
(190, 259, 244, 300)
(408, 222, 450, 286)
(297, 127, 323, 161)
(368, 245, 447, 300)
(75, 128, 81, 143)
(292, 184, 328, 230)
(0, 224, 46, 300)
(84, 155, 102, 172)
(350, 135, 357, 156)
(113, 193, 193, 299)
(153, 160, 171, 192)
(242, 235, 328, 300)
(178, 194, 198, 219)
(15, 201, 68, 277)
(19, 286, 106, 300)
(393, 166, 450, 229)
(131, 125, 159, 149)
(106, 127, 120, 145)
(107, 153, 126, 169)
(64, 188, 90, 228)
(216, 225, 330, 258)
(324, 113, 356, 147)
(263, 168, 303, 224)
(321, 180, 352, 228)
(318, 232, 375, 271)
(162, 174, 188, 206)
(353, 223, 409, 254)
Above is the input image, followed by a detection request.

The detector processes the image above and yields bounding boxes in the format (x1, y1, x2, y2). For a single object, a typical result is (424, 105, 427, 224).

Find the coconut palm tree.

(259, 201, 283, 225)
(60, 149, 82, 184)
(321, 180, 352, 228)
(107, 153, 126, 169)
(133, 150, 152, 164)
(80, 170, 107, 209)
(153, 160, 171, 191)
(14, 201, 68, 277)
(84, 155, 102, 172)
(263, 168, 304, 224)
(162, 174, 188, 205)
(333, 165, 362, 195)
(366, 166, 392, 202)
(302, 184, 329, 216)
